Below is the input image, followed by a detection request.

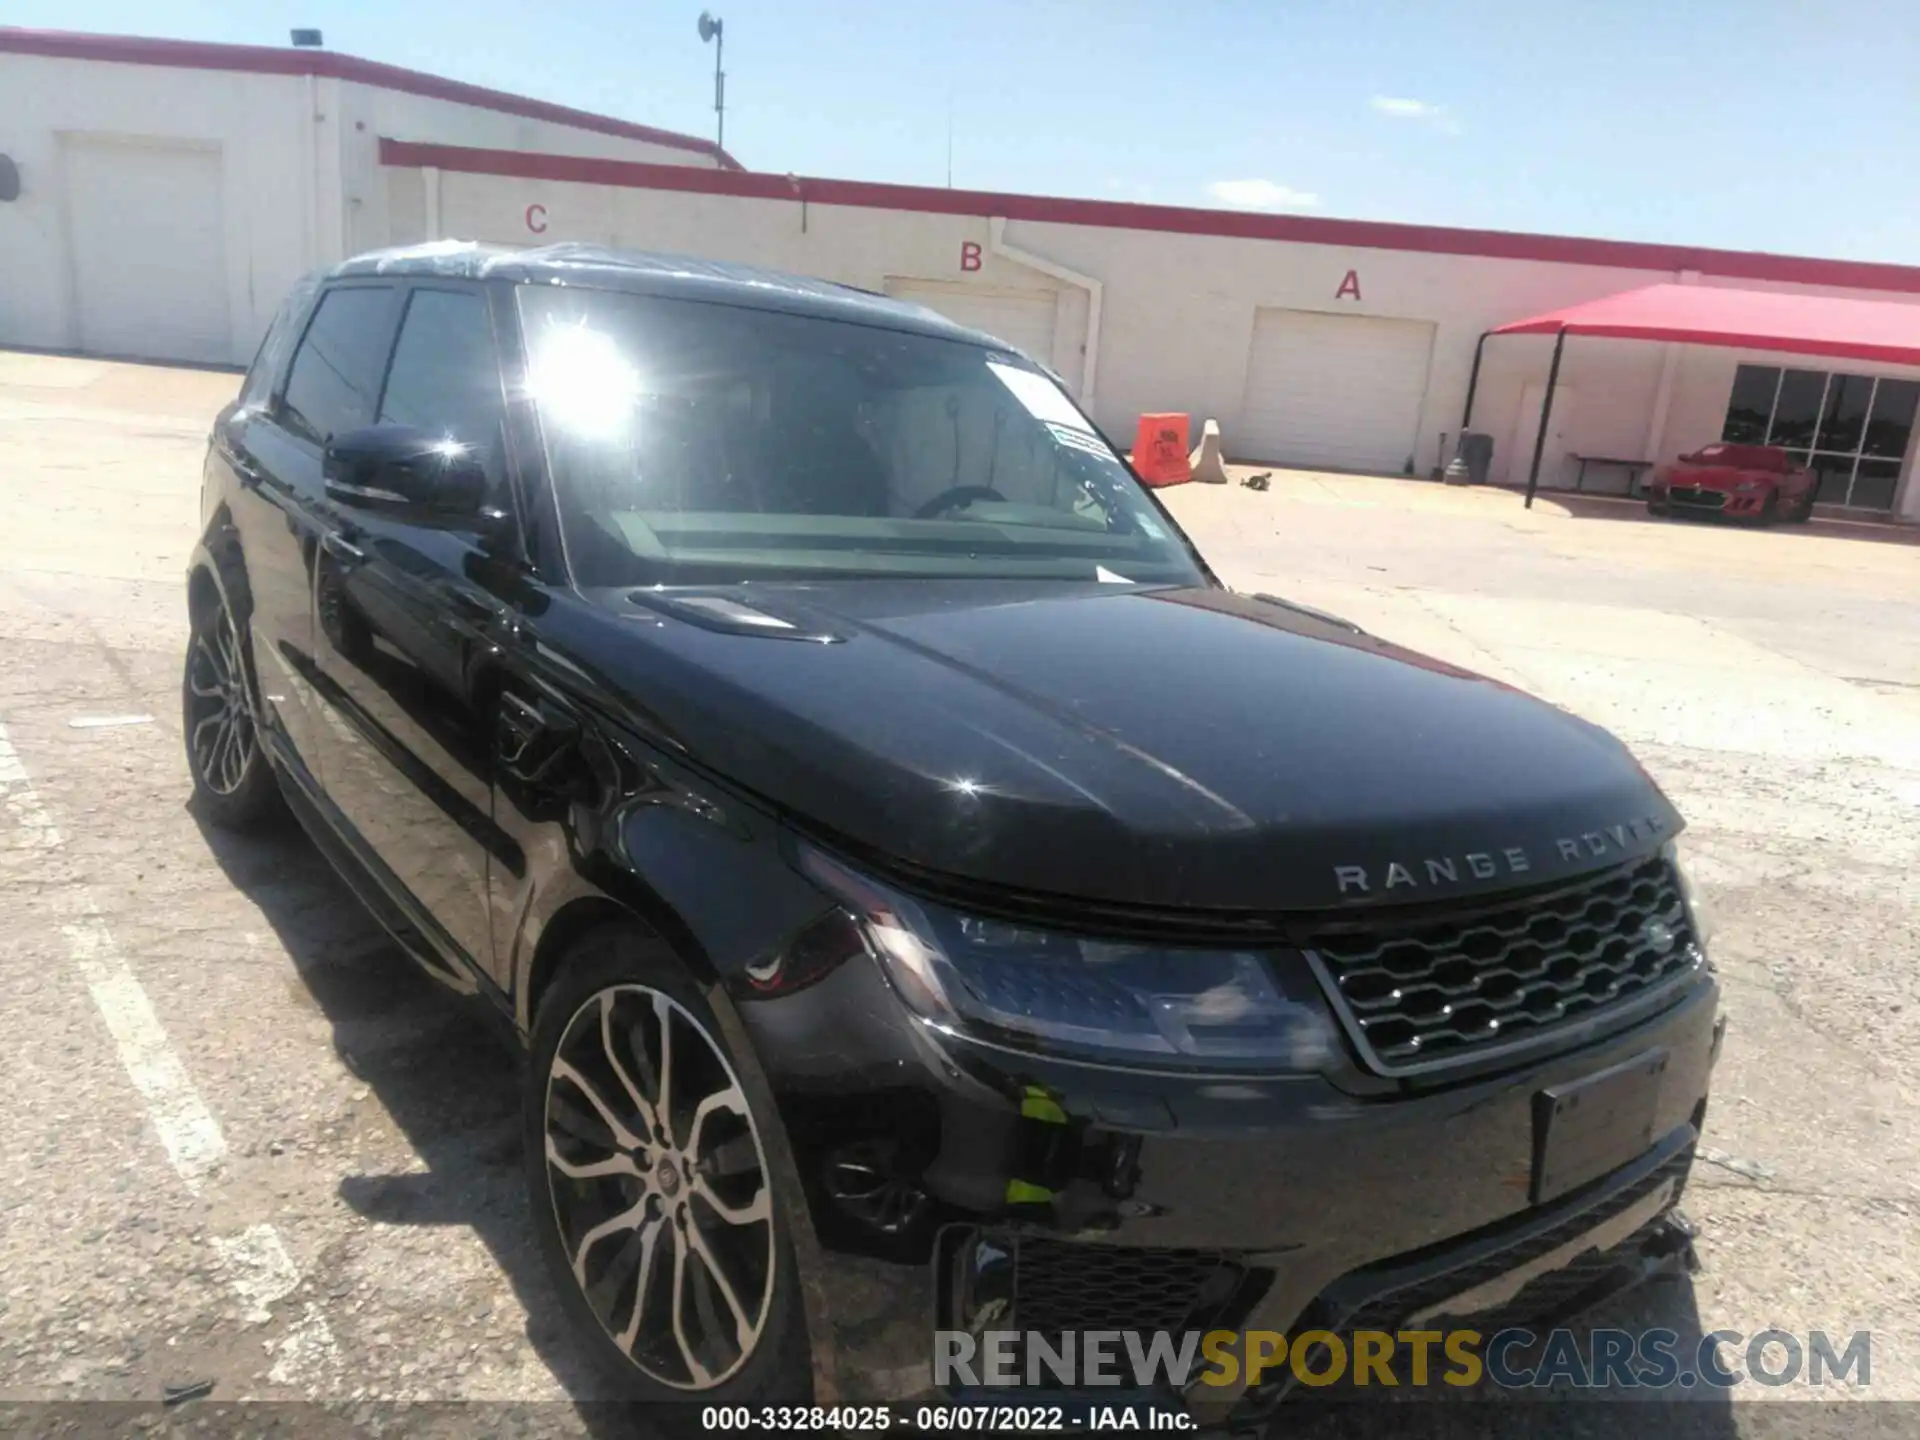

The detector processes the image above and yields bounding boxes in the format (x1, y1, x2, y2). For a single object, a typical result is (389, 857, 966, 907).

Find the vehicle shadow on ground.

(192, 808, 669, 1439)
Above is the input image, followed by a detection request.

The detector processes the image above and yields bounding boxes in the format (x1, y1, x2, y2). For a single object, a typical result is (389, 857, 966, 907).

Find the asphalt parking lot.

(1, 349, 1916, 1434)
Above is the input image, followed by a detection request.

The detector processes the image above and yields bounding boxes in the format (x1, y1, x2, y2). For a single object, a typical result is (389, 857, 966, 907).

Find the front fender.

(504, 729, 851, 1404)
(507, 725, 830, 1026)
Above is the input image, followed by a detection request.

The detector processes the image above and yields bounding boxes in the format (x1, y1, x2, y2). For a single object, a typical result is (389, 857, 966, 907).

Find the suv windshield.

(518, 286, 1206, 587)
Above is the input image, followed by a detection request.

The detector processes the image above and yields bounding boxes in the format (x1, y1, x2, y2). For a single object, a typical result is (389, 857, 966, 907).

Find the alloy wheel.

(543, 985, 775, 1390)
(185, 604, 258, 797)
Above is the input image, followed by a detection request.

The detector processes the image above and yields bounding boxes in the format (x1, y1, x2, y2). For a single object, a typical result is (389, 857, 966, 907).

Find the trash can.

(1457, 431, 1494, 486)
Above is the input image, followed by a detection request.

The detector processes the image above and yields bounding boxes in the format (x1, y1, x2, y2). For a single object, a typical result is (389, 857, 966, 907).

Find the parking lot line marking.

(211, 1227, 345, 1386)
(63, 917, 230, 1185)
(268, 1302, 344, 1387)
(214, 1222, 305, 1323)
(0, 722, 229, 1189)
(0, 719, 342, 1389)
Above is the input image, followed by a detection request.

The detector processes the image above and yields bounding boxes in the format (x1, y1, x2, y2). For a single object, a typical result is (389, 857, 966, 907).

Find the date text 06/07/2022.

(698, 1403, 1195, 1432)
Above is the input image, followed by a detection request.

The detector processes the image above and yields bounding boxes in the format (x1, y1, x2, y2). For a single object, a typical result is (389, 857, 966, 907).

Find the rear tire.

(1645, 499, 1670, 517)
(524, 925, 811, 1425)
(182, 587, 282, 831)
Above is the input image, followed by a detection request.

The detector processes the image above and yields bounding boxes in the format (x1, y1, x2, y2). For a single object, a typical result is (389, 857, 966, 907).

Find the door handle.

(321, 531, 366, 566)
(219, 439, 264, 489)
(447, 587, 507, 625)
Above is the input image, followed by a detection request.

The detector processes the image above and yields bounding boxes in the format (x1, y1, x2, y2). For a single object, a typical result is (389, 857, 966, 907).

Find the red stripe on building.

(377, 136, 1920, 294)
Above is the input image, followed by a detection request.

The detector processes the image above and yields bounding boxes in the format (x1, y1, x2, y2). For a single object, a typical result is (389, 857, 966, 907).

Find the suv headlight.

(1664, 838, 1715, 950)
(796, 845, 1337, 1072)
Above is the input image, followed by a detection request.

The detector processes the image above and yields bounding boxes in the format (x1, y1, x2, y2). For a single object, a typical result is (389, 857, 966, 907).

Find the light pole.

(698, 11, 725, 155)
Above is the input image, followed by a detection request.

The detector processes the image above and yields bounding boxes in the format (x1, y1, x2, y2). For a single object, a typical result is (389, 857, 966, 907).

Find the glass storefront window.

(1767, 370, 1828, 451)
(1864, 380, 1920, 458)
(1722, 366, 1779, 444)
(1722, 363, 1916, 510)
(1814, 374, 1873, 455)
(1853, 460, 1902, 511)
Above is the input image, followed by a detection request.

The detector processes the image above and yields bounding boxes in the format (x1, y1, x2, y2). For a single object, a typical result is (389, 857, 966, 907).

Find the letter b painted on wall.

(960, 241, 983, 272)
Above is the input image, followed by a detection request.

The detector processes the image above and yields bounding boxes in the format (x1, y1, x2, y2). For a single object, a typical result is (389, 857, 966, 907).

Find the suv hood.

(568, 581, 1679, 914)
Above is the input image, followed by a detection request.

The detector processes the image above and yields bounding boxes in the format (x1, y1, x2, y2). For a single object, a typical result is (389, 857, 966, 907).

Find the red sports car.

(1646, 443, 1816, 523)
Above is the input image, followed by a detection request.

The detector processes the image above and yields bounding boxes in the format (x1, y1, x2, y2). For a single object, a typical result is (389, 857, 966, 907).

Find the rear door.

(216, 279, 397, 789)
(307, 282, 521, 986)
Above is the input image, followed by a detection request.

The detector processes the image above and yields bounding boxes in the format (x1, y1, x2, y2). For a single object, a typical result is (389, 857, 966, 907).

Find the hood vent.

(627, 590, 846, 643)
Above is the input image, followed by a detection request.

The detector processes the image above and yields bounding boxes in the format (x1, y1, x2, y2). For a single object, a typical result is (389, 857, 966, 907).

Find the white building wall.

(411, 174, 1694, 482)
(7, 37, 1918, 519)
(339, 81, 724, 257)
(409, 166, 1920, 516)
(0, 53, 313, 363)
(0, 47, 723, 365)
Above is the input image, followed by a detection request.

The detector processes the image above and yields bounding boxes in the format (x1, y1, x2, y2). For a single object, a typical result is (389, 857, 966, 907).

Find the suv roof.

(328, 241, 1004, 349)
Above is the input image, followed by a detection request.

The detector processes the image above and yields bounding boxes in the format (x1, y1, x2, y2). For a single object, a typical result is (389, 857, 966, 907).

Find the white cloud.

(1370, 95, 1464, 135)
(1371, 95, 1433, 118)
(1206, 179, 1321, 211)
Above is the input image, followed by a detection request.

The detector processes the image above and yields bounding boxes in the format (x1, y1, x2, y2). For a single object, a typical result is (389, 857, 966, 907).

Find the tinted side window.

(378, 288, 509, 503)
(379, 290, 503, 443)
(281, 286, 396, 444)
(238, 273, 323, 412)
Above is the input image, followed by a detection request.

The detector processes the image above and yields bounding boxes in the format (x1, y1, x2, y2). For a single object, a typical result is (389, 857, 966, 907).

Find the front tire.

(1645, 498, 1670, 517)
(182, 587, 281, 830)
(524, 926, 810, 1419)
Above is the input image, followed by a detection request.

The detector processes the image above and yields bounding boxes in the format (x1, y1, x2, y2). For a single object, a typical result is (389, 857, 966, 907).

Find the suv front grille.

(1307, 856, 1702, 1077)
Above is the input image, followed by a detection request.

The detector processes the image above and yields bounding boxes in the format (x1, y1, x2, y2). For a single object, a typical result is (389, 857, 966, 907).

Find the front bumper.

(734, 942, 1724, 1415)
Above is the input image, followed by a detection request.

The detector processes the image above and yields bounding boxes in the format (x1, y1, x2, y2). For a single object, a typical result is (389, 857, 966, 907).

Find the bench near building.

(5, 26, 1920, 520)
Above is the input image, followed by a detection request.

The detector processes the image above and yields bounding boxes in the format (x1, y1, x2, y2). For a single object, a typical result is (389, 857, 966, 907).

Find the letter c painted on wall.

(526, 203, 549, 235)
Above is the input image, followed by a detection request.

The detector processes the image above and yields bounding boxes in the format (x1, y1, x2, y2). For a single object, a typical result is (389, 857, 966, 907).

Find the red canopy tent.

(1460, 283, 1920, 506)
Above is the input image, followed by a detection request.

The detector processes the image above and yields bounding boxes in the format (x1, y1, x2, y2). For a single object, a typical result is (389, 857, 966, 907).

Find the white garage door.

(62, 137, 231, 364)
(1238, 309, 1436, 473)
(884, 280, 1058, 367)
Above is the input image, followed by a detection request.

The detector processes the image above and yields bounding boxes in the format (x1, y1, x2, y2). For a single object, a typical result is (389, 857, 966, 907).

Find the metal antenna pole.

(700, 12, 726, 155)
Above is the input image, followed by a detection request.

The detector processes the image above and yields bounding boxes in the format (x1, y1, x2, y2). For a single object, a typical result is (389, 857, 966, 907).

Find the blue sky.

(20, 1, 1920, 261)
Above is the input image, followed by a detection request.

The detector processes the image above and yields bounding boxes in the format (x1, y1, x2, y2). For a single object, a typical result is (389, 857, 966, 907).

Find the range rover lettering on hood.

(1334, 813, 1670, 896)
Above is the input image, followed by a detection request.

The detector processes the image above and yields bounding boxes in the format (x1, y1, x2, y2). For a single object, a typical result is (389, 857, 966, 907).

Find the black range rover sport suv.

(186, 242, 1723, 1427)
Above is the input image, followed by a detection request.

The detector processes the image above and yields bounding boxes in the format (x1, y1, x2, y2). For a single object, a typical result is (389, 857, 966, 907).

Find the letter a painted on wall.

(960, 241, 983, 272)
(1335, 269, 1362, 301)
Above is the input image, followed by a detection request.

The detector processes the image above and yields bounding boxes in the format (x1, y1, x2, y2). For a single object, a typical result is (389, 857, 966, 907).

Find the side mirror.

(323, 425, 488, 519)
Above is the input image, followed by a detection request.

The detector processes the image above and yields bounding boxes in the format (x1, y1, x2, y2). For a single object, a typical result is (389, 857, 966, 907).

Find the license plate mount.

(1531, 1049, 1668, 1205)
